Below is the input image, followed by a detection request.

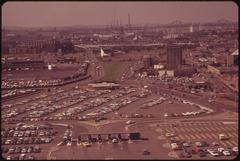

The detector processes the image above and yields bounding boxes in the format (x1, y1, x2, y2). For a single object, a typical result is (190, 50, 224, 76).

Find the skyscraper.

(167, 45, 183, 69)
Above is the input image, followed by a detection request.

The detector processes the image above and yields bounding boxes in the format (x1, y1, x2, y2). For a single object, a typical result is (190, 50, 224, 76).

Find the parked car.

(211, 142, 219, 147)
(222, 150, 231, 156)
(183, 142, 191, 147)
(6, 156, 12, 160)
(218, 147, 225, 153)
(82, 142, 91, 147)
(112, 138, 118, 144)
(142, 149, 151, 155)
(199, 151, 206, 157)
(126, 120, 135, 125)
(165, 133, 175, 137)
(232, 147, 238, 153)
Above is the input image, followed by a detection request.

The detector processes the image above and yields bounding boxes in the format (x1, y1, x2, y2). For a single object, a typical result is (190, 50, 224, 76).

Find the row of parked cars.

(2, 89, 38, 99)
(2, 92, 52, 110)
(2, 124, 55, 146)
(5, 154, 36, 160)
(50, 87, 148, 121)
(54, 88, 129, 118)
(140, 97, 166, 109)
(2, 137, 53, 145)
(178, 146, 238, 158)
(2, 129, 56, 138)
(83, 88, 151, 120)
(2, 79, 61, 89)
(2, 89, 67, 121)
(3, 124, 53, 131)
(123, 113, 154, 119)
(163, 95, 214, 118)
(2, 145, 41, 154)
(170, 139, 238, 157)
(19, 88, 112, 121)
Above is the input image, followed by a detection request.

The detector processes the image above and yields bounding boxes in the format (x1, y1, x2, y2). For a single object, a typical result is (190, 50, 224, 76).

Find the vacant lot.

(100, 61, 132, 82)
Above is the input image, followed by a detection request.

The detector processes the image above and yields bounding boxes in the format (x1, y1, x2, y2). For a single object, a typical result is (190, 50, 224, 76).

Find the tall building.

(190, 25, 194, 33)
(227, 49, 239, 66)
(142, 55, 153, 69)
(166, 45, 183, 69)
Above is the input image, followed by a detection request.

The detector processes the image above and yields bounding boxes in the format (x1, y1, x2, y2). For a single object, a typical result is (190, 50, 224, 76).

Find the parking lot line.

(209, 127, 216, 131)
(228, 126, 236, 131)
(184, 128, 191, 133)
(214, 127, 222, 131)
(196, 128, 203, 132)
(183, 134, 191, 140)
(210, 133, 218, 139)
(188, 134, 196, 140)
(232, 133, 238, 137)
(194, 134, 201, 139)
(199, 134, 207, 139)
(225, 140, 233, 147)
(231, 126, 237, 130)
(229, 140, 237, 146)
(215, 126, 223, 131)
(179, 128, 187, 132)
(199, 127, 206, 132)
(227, 133, 234, 138)
(189, 127, 196, 132)
(173, 127, 180, 133)
(178, 135, 185, 140)
(218, 126, 227, 131)
(205, 133, 212, 139)
(220, 142, 227, 147)
(204, 127, 212, 132)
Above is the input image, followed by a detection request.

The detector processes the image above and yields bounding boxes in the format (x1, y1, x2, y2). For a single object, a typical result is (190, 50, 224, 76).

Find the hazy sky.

(2, 1, 238, 27)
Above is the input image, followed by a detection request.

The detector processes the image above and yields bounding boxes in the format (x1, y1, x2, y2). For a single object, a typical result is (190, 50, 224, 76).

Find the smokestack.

(128, 13, 131, 27)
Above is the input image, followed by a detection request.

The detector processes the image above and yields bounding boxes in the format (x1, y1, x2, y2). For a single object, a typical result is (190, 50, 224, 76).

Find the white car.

(6, 156, 11, 160)
(232, 147, 238, 153)
(196, 142, 203, 147)
(67, 141, 72, 146)
(126, 120, 135, 125)
(218, 147, 225, 153)
(183, 142, 190, 147)
(164, 113, 169, 117)
(222, 150, 231, 156)
(209, 151, 220, 157)
(165, 133, 175, 137)
(171, 143, 180, 150)
(112, 138, 118, 143)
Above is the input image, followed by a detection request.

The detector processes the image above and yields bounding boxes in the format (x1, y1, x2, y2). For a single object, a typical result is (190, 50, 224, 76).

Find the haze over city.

(1, 1, 238, 160)
(2, 1, 238, 27)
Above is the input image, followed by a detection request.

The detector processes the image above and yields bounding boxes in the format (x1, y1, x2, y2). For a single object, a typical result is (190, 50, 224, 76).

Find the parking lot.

(1, 80, 238, 160)
(150, 121, 238, 159)
(1, 123, 62, 160)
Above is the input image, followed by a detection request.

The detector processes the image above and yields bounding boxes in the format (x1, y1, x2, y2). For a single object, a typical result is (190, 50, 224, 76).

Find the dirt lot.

(100, 61, 132, 82)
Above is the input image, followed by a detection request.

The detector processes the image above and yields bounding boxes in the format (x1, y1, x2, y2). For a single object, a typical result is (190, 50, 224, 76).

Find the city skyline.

(2, 1, 238, 27)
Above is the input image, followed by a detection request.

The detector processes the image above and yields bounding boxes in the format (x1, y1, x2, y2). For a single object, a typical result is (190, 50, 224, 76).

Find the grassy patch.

(100, 61, 131, 82)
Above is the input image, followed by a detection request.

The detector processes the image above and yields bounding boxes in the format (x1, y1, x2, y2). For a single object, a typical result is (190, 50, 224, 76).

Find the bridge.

(74, 43, 166, 50)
